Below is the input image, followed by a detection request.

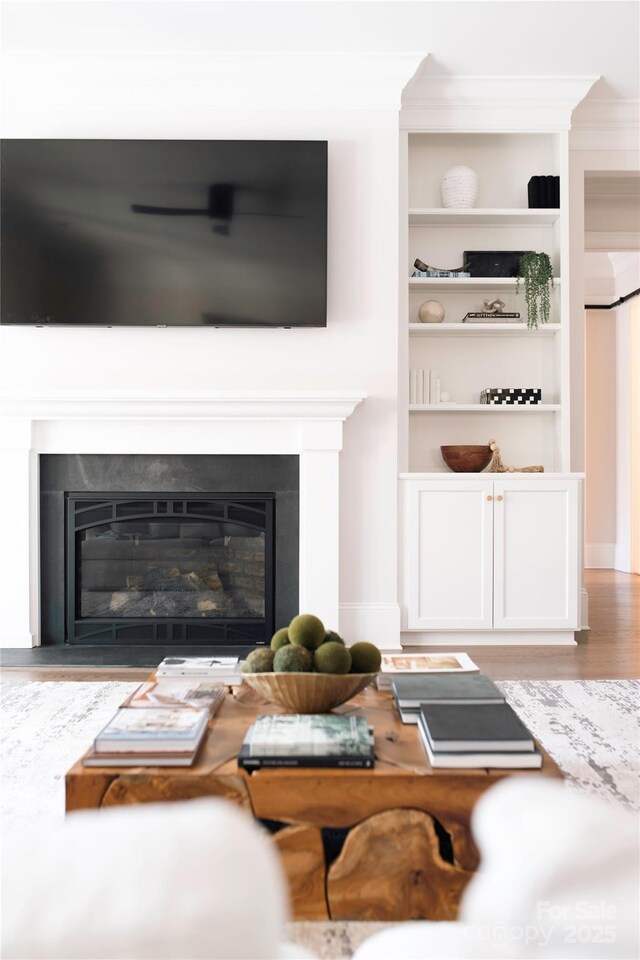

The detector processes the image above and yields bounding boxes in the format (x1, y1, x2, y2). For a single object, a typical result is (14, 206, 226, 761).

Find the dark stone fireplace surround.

(40, 454, 299, 647)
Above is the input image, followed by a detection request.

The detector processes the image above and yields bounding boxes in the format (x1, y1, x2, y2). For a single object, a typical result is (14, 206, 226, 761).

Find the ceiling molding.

(570, 99, 640, 150)
(585, 231, 640, 253)
(0, 51, 427, 128)
(400, 75, 599, 132)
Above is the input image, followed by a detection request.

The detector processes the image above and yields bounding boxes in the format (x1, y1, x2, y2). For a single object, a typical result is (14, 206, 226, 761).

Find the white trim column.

(0, 419, 37, 647)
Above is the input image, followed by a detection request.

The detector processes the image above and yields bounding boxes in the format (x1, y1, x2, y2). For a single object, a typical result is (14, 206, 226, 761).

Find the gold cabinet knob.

(496, 495, 503, 501)
(487, 495, 493, 501)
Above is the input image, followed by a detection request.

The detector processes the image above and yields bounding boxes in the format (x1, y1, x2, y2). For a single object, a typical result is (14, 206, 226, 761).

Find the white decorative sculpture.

(418, 299, 445, 323)
(441, 165, 478, 209)
(483, 298, 507, 314)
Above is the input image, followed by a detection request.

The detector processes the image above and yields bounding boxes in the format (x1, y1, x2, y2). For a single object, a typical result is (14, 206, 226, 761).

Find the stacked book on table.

(156, 655, 244, 685)
(238, 714, 375, 771)
(392, 673, 542, 769)
(83, 667, 228, 768)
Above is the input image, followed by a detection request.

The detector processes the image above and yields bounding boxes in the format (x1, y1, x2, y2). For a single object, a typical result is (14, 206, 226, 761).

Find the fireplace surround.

(0, 395, 364, 649)
(66, 492, 276, 646)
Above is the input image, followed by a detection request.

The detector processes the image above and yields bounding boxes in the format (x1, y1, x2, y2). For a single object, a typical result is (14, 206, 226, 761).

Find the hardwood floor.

(2, 571, 638, 683)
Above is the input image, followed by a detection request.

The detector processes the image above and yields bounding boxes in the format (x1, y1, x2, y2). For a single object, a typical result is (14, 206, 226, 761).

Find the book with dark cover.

(417, 722, 542, 769)
(419, 702, 535, 752)
(246, 715, 373, 757)
(392, 673, 504, 709)
(237, 744, 374, 771)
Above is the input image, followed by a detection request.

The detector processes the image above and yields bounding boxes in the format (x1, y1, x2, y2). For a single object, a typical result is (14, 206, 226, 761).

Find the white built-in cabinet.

(402, 475, 582, 642)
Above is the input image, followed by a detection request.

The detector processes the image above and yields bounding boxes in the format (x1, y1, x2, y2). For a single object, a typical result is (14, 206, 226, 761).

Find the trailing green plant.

(516, 252, 554, 329)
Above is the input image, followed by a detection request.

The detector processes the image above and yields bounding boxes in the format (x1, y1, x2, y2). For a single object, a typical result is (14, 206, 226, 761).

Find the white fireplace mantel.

(0, 394, 364, 648)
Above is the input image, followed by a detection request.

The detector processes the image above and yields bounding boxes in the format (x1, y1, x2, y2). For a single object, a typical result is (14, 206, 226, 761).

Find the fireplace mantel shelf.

(0, 395, 365, 422)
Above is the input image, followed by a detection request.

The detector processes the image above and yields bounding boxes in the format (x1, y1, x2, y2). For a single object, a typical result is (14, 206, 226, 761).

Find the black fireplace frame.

(65, 492, 275, 646)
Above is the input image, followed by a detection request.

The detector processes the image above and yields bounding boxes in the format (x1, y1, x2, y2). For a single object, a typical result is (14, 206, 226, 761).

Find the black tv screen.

(0, 140, 327, 327)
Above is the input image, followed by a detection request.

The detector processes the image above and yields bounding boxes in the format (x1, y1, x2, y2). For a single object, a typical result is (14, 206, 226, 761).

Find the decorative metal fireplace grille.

(66, 493, 274, 645)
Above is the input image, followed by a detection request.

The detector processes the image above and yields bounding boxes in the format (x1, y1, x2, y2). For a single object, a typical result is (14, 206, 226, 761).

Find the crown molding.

(585, 231, 640, 253)
(570, 100, 640, 151)
(400, 75, 599, 132)
(0, 51, 427, 128)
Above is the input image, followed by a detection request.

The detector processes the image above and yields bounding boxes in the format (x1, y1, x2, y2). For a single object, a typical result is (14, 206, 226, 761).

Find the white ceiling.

(2, 1, 639, 105)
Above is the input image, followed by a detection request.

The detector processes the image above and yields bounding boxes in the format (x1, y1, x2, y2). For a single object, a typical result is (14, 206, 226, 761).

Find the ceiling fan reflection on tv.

(131, 182, 300, 236)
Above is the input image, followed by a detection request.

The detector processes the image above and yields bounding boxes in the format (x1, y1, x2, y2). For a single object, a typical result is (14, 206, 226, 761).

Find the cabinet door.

(406, 480, 494, 630)
(493, 478, 580, 629)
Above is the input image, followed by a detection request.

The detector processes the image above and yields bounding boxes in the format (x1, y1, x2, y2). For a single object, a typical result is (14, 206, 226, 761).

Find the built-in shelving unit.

(409, 208, 561, 226)
(408, 277, 561, 290)
(401, 131, 569, 474)
(409, 404, 561, 413)
(409, 323, 561, 337)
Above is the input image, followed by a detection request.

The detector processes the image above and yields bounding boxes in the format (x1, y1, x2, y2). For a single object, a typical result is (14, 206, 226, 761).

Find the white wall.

(584, 254, 617, 567)
(0, 38, 418, 642)
(584, 252, 640, 570)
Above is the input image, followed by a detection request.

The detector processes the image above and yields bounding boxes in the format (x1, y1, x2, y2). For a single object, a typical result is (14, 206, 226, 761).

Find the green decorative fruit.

(273, 644, 314, 673)
(314, 641, 352, 675)
(242, 648, 275, 673)
(289, 613, 325, 650)
(270, 628, 291, 651)
(348, 641, 382, 674)
(322, 630, 345, 645)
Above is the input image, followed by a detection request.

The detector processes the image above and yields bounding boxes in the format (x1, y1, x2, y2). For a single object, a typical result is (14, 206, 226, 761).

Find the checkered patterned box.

(480, 388, 542, 405)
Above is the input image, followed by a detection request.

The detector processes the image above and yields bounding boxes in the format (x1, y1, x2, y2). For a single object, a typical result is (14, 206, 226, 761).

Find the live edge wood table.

(66, 684, 562, 923)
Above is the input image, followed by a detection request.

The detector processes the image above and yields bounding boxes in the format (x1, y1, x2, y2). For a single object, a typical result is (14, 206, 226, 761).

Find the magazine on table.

(123, 679, 225, 714)
(94, 706, 209, 753)
(377, 652, 479, 689)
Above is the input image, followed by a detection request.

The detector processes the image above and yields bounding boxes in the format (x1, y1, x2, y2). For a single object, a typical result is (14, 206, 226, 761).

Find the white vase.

(441, 165, 478, 209)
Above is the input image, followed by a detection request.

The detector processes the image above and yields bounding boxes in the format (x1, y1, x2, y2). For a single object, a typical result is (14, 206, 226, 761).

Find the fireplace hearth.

(67, 493, 274, 645)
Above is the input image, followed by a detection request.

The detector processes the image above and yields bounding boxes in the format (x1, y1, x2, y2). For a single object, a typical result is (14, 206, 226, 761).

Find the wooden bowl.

(241, 672, 378, 713)
(440, 445, 492, 473)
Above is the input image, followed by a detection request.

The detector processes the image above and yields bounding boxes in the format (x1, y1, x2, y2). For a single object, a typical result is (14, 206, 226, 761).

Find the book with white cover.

(94, 707, 209, 753)
(377, 652, 478, 690)
(156, 656, 241, 681)
(123, 679, 225, 714)
(247, 714, 373, 758)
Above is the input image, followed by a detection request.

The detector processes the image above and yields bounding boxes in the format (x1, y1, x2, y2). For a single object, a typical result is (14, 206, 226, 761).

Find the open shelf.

(409, 277, 561, 291)
(409, 323, 561, 337)
(409, 208, 561, 226)
(409, 404, 561, 413)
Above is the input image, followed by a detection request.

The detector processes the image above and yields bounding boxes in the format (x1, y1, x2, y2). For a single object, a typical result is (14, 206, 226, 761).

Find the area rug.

(2, 679, 639, 959)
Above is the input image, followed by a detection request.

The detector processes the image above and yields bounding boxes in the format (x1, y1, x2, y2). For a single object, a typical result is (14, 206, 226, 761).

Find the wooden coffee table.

(66, 683, 562, 922)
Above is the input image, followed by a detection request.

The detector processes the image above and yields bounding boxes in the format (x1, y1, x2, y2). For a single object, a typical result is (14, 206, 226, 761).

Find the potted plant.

(516, 252, 554, 329)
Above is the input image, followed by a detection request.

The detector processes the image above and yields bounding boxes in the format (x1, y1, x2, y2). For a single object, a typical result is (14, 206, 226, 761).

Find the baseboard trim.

(0, 633, 37, 649)
(400, 630, 578, 646)
(585, 543, 615, 568)
(340, 603, 402, 649)
(581, 587, 590, 631)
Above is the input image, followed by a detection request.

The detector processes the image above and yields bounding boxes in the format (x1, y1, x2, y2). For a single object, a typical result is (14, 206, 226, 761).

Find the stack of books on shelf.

(462, 312, 522, 324)
(392, 673, 542, 769)
(83, 705, 211, 768)
(156, 655, 243, 685)
(409, 369, 441, 405)
(238, 714, 375, 771)
(377, 651, 478, 691)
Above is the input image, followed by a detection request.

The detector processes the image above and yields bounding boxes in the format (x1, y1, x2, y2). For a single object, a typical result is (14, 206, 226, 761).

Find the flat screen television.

(0, 139, 327, 327)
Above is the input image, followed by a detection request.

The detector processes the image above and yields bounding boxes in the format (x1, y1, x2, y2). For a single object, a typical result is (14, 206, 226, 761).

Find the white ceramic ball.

(441, 165, 479, 209)
(440, 391, 451, 402)
(418, 299, 445, 324)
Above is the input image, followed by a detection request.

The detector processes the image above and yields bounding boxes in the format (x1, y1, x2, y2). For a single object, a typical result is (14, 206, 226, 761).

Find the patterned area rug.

(2, 679, 639, 959)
